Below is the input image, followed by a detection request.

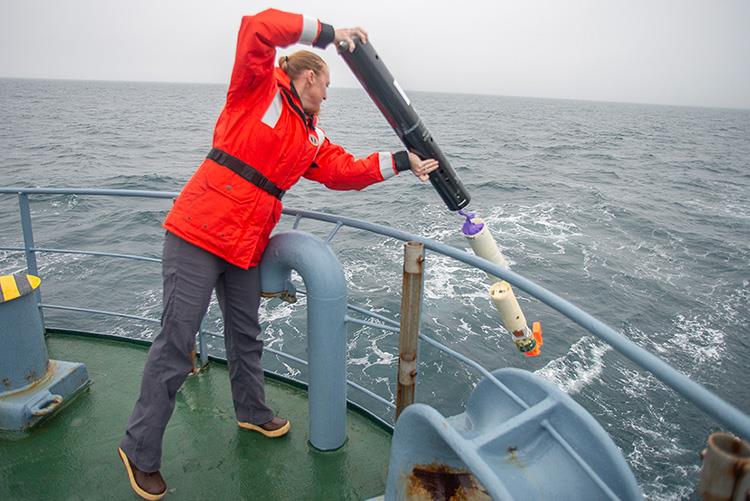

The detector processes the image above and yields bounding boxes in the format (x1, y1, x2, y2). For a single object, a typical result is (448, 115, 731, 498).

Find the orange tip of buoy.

(524, 321, 543, 357)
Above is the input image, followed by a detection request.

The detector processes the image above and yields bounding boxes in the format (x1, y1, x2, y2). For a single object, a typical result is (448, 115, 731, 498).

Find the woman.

(117, 8, 438, 500)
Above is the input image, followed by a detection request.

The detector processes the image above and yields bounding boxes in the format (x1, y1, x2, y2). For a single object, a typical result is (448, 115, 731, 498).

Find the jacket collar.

(274, 67, 292, 91)
(275, 67, 317, 129)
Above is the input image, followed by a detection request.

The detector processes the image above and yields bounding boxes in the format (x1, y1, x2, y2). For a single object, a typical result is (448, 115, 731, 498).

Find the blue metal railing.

(1, 187, 749, 442)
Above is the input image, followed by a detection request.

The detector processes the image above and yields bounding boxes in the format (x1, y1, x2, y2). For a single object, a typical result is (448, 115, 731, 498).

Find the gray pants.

(119, 231, 273, 472)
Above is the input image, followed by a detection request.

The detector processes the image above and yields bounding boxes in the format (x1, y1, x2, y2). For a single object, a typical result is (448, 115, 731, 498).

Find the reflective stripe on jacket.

(164, 8, 407, 268)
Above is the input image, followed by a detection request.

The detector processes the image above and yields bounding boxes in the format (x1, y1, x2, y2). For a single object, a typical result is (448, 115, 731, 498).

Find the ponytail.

(278, 50, 327, 79)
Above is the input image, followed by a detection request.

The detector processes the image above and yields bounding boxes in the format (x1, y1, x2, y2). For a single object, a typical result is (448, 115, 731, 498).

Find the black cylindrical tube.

(339, 39, 471, 211)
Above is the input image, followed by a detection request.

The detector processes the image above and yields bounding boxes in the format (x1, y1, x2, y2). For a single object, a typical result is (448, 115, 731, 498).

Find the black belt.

(207, 148, 285, 200)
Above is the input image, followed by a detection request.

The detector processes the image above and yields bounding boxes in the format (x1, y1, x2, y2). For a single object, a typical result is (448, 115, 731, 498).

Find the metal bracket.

(261, 279, 297, 304)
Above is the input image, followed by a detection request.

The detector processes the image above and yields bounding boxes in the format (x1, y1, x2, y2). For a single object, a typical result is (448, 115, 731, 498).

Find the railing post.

(198, 315, 209, 369)
(396, 241, 424, 420)
(699, 432, 750, 500)
(18, 192, 44, 326)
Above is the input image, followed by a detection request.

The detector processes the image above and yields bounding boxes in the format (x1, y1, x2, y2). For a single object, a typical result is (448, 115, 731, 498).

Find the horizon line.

(1, 75, 748, 112)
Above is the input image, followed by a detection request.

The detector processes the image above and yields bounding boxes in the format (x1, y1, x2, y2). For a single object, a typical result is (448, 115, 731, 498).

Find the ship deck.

(0, 332, 392, 500)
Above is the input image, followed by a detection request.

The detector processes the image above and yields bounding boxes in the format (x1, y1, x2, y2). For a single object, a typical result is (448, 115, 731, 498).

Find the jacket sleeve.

(227, 9, 336, 105)
(303, 137, 411, 191)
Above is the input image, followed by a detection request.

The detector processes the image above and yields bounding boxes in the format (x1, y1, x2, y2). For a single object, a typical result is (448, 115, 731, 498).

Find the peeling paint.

(406, 464, 491, 500)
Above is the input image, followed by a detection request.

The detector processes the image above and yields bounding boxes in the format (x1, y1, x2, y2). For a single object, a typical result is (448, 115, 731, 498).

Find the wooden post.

(396, 241, 424, 420)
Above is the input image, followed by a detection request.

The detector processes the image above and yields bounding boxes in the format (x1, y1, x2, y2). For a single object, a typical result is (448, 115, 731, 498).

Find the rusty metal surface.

(699, 432, 750, 501)
(0, 361, 55, 399)
(406, 464, 491, 501)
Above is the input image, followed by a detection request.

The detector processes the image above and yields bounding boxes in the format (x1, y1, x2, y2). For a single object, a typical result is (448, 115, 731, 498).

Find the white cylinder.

(464, 218, 509, 282)
(489, 281, 528, 335)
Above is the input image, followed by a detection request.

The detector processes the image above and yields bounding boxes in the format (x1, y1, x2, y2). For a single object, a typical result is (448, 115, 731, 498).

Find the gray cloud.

(1, 0, 748, 109)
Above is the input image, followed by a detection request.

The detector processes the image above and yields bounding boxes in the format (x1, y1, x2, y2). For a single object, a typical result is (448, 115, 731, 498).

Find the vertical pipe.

(198, 315, 209, 369)
(18, 192, 44, 326)
(306, 292, 347, 449)
(396, 241, 424, 420)
(259, 231, 348, 450)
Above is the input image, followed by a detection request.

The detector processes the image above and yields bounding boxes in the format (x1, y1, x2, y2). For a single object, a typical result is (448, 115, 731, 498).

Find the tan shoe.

(117, 447, 167, 500)
(237, 416, 290, 438)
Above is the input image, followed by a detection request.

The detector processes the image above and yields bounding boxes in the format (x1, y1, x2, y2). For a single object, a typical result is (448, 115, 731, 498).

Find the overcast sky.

(1, 0, 749, 109)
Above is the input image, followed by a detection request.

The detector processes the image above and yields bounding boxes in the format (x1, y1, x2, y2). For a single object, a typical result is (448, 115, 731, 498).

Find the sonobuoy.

(489, 281, 542, 356)
(460, 211, 543, 356)
(461, 214, 509, 281)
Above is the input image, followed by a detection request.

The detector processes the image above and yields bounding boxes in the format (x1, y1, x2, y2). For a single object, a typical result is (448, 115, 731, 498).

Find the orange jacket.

(164, 9, 409, 268)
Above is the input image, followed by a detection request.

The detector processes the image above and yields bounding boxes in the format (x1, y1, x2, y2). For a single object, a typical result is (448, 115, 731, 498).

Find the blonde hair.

(278, 50, 327, 79)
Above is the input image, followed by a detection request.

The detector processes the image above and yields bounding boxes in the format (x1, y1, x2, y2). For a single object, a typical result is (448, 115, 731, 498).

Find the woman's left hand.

(408, 152, 439, 182)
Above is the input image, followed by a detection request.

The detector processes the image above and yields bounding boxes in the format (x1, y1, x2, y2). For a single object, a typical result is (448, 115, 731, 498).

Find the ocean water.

(1, 78, 749, 499)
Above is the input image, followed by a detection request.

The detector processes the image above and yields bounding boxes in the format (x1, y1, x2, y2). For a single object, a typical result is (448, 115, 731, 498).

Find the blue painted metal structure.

(386, 368, 642, 500)
(0, 273, 90, 431)
(259, 231, 348, 451)
(0, 279, 48, 393)
(0, 187, 749, 448)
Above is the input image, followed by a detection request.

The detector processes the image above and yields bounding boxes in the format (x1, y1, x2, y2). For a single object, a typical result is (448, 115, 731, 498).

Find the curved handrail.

(1, 187, 749, 442)
(283, 209, 750, 441)
(0, 187, 178, 198)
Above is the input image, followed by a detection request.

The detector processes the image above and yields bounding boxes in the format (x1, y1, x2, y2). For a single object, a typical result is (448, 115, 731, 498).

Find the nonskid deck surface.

(0, 333, 391, 500)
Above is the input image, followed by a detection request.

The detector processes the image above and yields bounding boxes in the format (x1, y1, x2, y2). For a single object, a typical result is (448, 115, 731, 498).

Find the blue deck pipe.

(259, 231, 348, 451)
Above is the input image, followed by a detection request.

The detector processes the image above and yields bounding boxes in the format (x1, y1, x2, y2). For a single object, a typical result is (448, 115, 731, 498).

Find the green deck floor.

(0, 333, 392, 500)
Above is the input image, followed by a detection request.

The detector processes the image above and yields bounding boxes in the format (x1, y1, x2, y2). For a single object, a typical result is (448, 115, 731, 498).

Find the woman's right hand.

(335, 27, 368, 52)
(409, 152, 439, 182)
